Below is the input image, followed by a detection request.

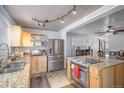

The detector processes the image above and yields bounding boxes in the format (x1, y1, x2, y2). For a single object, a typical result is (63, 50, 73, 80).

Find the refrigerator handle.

(49, 48, 52, 54)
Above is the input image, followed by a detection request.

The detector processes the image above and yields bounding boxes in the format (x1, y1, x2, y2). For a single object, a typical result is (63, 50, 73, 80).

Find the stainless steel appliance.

(31, 40, 47, 56)
(48, 39, 64, 72)
(31, 34, 47, 56)
(70, 58, 102, 87)
(71, 62, 88, 87)
(34, 41, 45, 47)
(31, 49, 46, 56)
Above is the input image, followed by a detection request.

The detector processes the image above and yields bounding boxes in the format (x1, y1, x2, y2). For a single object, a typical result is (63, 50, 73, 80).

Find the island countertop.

(67, 56, 124, 69)
(89, 57, 124, 69)
(0, 57, 30, 88)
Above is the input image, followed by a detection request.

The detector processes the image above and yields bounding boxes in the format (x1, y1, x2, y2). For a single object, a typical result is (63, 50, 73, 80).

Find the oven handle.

(80, 67, 88, 72)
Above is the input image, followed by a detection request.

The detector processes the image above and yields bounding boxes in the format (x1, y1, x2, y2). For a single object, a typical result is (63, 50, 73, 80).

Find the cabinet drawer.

(89, 67, 100, 76)
(48, 56, 64, 61)
(48, 61, 64, 72)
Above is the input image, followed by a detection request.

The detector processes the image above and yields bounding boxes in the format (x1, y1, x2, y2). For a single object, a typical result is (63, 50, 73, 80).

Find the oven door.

(71, 63, 89, 88)
(80, 67, 89, 87)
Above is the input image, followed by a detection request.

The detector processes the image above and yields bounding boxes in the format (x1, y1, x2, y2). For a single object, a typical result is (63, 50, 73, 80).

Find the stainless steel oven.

(71, 62, 89, 88)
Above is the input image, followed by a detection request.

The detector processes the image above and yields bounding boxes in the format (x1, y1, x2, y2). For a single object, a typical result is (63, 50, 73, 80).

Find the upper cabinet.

(10, 25, 21, 46)
(10, 25, 33, 47)
(21, 31, 33, 47)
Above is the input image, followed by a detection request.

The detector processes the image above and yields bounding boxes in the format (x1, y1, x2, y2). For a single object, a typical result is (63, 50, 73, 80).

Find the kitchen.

(0, 5, 124, 88)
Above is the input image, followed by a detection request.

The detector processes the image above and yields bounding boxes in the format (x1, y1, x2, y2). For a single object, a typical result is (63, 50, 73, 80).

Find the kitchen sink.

(5, 62, 26, 68)
(0, 67, 24, 74)
(0, 62, 26, 74)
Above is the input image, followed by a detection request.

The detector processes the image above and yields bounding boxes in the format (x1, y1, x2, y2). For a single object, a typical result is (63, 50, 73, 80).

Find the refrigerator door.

(48, 39, 64, 72)
(48, 39, 64, 55)
(48, 39, 55, 56)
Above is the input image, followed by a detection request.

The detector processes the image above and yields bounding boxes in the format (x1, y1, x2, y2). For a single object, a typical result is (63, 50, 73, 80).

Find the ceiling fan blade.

(115, 29, 124, 32)
(95, 32, 107, 34)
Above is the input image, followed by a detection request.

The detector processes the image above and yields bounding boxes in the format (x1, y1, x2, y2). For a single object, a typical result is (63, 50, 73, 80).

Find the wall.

(108, 9, 124, 51)
(67, 33, 107, 57)
(0, 6, 15, 45)
(108, 33, 124, 51)
(67, 8, 124, 55)
(22, 28, 61, 39)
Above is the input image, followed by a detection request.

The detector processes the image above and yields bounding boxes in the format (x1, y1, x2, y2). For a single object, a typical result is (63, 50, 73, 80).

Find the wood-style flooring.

(30, 73, 51, 88)
(62, 84, 75, 88)
(30, 72, 75, 88)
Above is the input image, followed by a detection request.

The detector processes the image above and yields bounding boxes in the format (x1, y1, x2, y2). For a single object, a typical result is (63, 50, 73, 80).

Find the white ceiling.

(70, 18, 107, 34)
(69, 8, 124, 35)
(4, 5, 102, 31)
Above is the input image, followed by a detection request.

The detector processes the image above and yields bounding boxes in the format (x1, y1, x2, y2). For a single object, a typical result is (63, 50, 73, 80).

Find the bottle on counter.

(77, 46, 80, 50)
(43, 50, 46, 55)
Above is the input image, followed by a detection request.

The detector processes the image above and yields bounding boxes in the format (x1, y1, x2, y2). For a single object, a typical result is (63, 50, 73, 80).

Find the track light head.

(38, 22, 40, 26)
(61, 17, 64, 23)
(73, 5, 77, 14)
(43, 22, 45, 27)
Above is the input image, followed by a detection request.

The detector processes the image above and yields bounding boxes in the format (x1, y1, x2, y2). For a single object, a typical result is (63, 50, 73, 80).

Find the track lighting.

(73, 5, 77, 14)
(33, 5, 77, 27)
(38, 21, 40, 26)
(43, 22, 45, 27)
(61, 17, 64, 23)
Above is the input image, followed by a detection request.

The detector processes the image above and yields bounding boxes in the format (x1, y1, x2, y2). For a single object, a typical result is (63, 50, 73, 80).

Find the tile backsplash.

(11, 47, 31, 54)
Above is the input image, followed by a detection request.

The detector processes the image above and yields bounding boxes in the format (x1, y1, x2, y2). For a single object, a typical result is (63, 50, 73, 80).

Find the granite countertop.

(0, 57, 30, 88)
(67, 56, 124, 70)
(90, 57, 124, 70)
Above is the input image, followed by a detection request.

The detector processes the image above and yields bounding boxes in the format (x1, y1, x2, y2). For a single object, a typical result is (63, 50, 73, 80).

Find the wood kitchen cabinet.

(67, 58, 71, 81)
(89, 67, 102, 88)
(89, 63, 124, 88)
(89, 74, 101, 88)
(10, 25, 21, 46)
(10, 25, 33, 47)
(21, 31, 33, 47)
(115, 64, 124, 87)
(31, 56, 37, 74)
(102, 66, 115, 87)
(31, 56, 47, 75)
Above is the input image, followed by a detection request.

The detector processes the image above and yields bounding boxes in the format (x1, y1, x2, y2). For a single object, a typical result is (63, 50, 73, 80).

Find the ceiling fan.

(95, 26, 124, 36)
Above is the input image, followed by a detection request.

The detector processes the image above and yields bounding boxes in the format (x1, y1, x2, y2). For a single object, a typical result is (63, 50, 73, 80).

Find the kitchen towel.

(74, 65, 80, 79)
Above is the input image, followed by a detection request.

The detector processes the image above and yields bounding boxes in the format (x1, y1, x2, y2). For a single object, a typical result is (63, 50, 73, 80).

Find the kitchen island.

(66, 56, 124, 88)
(0, 57, 30, 88)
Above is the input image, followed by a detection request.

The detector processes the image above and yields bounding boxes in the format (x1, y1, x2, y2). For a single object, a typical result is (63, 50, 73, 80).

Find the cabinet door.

(31, 56, 37, 74)
(90, 74, 101, 88)
(10, 25, 21, 46)
(116, 64, 124, 87)
(37, 56, 47, 73)
(21, 31, 33, 47)
(67, 59, 71, 80)
(102, 66, 115, 88)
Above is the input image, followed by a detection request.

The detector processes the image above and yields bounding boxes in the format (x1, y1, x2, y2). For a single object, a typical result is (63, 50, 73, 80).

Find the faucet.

(0, 43, 9, 61)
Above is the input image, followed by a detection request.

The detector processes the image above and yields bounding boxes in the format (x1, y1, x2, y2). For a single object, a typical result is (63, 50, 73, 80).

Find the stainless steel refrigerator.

(47, 39, 64, 72)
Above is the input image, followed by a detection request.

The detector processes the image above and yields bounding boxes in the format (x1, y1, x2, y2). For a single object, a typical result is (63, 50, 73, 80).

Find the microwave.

(34, 41, 45, 47)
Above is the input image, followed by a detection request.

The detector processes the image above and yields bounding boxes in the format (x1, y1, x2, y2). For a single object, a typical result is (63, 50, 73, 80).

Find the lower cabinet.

(66, 59, 71, 81)
(102, 66, 115, 88)
(89, 63, 124, 88)
(31, 56, 47, 75)
(115, 64, 124, 87)
(89, 74, 101, 88)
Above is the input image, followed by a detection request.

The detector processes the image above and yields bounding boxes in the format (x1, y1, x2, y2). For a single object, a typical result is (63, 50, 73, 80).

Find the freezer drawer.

(48, 60, 64, 72)
(48, 56, 64, 61)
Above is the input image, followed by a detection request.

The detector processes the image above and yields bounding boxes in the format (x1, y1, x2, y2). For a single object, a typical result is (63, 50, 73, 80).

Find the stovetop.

(71, 57, 102, 68)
